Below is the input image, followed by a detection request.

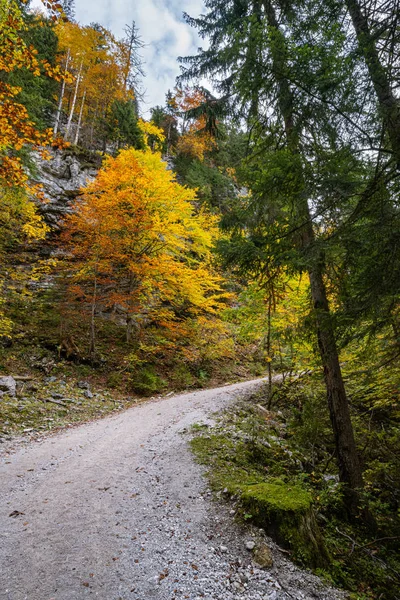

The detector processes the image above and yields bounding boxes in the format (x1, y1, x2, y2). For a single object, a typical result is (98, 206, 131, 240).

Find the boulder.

(0, 376, 17, 398)
(240, 479, 329, 568)
(254, 543, 273, 568)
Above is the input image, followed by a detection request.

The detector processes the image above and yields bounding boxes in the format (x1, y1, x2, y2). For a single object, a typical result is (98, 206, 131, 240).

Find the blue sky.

(31, 0, 205, 114)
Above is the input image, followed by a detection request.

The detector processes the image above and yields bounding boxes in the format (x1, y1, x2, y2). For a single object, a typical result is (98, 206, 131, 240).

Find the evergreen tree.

(180, 0, 381, 505)
(4, 13, 59, 129)
(107, 100, 145, 150)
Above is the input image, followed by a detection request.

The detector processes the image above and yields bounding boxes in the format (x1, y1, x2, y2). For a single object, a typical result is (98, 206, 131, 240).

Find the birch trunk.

(74, 89, 86, 146)
(54, 49, 70, 136)
(65, 59, 83, 141)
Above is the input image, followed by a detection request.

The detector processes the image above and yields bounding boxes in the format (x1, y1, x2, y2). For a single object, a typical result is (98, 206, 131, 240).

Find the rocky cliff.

(31, 148, 101, 229)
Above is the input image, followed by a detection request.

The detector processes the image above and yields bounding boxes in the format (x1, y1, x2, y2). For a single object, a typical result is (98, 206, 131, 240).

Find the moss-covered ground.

(189, 377, 400, 600)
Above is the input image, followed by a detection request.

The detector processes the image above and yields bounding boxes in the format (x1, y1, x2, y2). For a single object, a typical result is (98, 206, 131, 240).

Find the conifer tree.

(180, 0, 370, 504)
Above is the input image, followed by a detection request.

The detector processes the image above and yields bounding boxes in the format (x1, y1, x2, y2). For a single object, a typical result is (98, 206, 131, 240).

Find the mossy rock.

(240, 480, 329, 568)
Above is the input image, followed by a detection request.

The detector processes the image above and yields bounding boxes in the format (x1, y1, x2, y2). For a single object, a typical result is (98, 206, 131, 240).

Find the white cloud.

(30, 0, 205, 114)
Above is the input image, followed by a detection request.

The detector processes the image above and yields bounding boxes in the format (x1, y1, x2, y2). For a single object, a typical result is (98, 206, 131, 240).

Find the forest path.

(0, 378, 344, 600)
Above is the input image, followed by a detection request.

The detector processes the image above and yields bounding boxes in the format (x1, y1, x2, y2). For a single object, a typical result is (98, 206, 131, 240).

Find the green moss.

(241, 480, 311, 513)
(239, 480, 328, 567)
(190, 429, 329, 568)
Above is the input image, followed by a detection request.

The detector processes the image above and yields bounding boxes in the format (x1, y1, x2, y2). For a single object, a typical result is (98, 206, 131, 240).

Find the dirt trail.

(0, 379, 345, 600)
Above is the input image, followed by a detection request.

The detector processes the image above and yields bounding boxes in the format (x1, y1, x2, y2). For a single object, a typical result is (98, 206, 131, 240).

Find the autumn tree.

(61, 143, 229, 358)
(0, 0, 64, 336)
(53, 19, 144, 150)
(0, 0, 62, 187)
(173, 86, 217, 161)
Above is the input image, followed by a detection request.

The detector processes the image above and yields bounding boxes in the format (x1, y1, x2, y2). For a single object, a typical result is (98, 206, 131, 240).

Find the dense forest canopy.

(0, 0, 399, 597)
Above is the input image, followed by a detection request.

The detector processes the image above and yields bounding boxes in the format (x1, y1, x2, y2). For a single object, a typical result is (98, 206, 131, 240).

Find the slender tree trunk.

(126, 274, 136, 344)
(303, 223, 364, 492)
(345, 0, 400, 166)
(90, 273, 97, 359)
(74, 89, 86, 146)
(262, 0, 364, 500)
(266, 295, 273, 409)
(54, 49, 70, 136)
(65, 59, 83, 141)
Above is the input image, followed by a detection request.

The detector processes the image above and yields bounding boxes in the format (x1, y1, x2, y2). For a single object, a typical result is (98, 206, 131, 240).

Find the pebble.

(246, 541, 256, 551)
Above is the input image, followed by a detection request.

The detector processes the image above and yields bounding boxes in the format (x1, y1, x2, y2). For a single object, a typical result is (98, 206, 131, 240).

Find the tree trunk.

(262, 0, 364, 500)
(74, 89, 86, 146)
(65, 59, 83, 141)
(266, 295, 273, 409)
(54, 49, 70, 136)
(126, 274, 137, 344)
(345, 0, 400, 166)
(89, 274, 97, 359)
(303, 224, 364, 492)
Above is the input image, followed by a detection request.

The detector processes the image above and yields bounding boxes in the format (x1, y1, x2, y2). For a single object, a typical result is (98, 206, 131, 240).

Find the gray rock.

(51, 393, 64, 400)
(0, 376, 16, 398)
(263, 593, 278, 600)
(254, 543, 274, 568)
(84, 390, 94, 399)
(246, 541, 256, 551)
(77, 381, 90, 390)
(32, 150, 98, 230)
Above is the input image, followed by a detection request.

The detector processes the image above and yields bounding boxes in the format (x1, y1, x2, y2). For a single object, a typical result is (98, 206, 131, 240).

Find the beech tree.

(61, 143, 228, 355)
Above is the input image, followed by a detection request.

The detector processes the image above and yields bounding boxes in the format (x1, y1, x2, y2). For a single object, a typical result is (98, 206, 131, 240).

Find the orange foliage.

(174, 87, 216, 161)
(61, 147, 232, 353)
(54, 21, 136, 143)
(0, 0, 64, 187)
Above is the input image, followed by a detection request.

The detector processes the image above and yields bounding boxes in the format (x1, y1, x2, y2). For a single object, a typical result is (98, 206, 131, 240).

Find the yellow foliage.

(138, 119, 166, 151)
(0, 188, 49, 254)
(62, 147, 232, 353)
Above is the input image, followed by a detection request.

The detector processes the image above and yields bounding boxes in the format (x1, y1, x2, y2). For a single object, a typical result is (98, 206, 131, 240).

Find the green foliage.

(169, 364, 196, 389)
(6, 13, 59, 129)
(105, 100, 145, 151)
(129, 365, 167, 396)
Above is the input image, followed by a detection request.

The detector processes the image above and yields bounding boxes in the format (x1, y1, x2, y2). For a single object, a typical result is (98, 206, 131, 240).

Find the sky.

(30, 0, 206, 114)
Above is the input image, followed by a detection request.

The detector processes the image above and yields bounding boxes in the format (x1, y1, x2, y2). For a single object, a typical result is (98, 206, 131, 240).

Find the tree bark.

(266, 295, 273, 409)
(345, 0, 400, 166)
(54, 49, 70, 136)
(262, 0, 364, 498)
(65, 59, 83, 141)
(89, 273, 97, 359)
(74, 89, 86, 146)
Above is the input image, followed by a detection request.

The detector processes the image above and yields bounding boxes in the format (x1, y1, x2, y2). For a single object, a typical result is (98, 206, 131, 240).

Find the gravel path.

(0, 378, 346, 600)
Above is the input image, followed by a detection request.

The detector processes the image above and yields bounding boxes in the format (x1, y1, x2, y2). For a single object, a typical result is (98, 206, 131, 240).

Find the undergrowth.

(190, 373, 400, 599)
